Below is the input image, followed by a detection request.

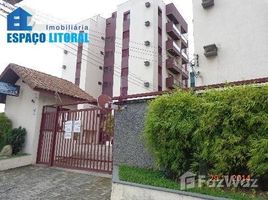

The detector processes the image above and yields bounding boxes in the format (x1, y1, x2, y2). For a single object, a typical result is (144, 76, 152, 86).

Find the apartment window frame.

(122, 49, 129, 57)
(124, 11, 130, 21)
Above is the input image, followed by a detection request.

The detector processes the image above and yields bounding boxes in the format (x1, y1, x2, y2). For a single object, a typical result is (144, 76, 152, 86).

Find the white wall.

(84, 15, 106, 99)
(62, 15, 106, 99)
(111, 183, 205, 200)
(193, 0, 268, 86)
(5, 79, 41, 162)
(113, 0, 168, 96)
(5, 79, 78, 162)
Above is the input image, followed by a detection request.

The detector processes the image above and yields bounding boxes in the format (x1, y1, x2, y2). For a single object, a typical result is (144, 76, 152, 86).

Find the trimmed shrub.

(6, 127, 27, 155)
(0, 113, 12, 151)
(144, 90, 202, 179)
(194, 86, 268, 176)
(144, 85, 268, 184)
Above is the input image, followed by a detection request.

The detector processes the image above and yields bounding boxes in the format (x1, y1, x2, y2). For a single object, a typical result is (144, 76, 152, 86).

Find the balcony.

(166, 57, 181, 74)
(182, 64, 189, 80)
(181, 49, 189, 64)
(166, 22, 180, 40)
(166, 76, 183, 89)
(181, 34, 188, 48)
(166, 39, 180, 57)
(166, 3, 188, 33)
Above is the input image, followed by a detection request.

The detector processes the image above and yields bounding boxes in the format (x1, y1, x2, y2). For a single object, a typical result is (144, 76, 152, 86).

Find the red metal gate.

(36, 105, 114, 174)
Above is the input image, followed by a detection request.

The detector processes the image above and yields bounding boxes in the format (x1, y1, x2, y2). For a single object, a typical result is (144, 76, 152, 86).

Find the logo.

(179, 171, 197, 190)
(179, 171, 258, 190)
(6, 7, 89, 44)
(7, 7, 32, 31)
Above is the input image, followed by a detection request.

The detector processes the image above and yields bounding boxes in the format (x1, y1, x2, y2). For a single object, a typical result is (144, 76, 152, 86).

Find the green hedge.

(0, 113, 12, 151)
(144, 86, 268, 184)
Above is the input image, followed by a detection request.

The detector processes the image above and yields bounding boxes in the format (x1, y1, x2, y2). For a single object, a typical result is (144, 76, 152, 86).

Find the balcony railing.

(181, 49, 189, 64)
(166, 76, 185, 89)
(181, 49, 188, 60)
(166, 57, 181, 74)
(166, 22, 180, 40)
(181, 64, 189, 80)
(166, 39, 180, 57)
(173, 41, 181, 54)
(181, 34, 188, 44)
(173, 24, 181, 37)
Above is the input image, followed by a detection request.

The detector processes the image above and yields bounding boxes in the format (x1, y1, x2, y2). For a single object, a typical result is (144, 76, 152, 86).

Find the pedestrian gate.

(36, 105, 114, 174)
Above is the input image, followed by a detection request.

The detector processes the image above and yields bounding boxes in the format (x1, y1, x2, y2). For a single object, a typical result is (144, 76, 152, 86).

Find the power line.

(0, 11, 154, 87)
(0, 6, 161, 91)
(0, 14, 155, 92)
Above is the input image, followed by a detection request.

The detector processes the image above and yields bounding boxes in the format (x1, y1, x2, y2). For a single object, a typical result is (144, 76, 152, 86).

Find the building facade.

(192, 0, 268, 87)
(62, 0, 189, 98)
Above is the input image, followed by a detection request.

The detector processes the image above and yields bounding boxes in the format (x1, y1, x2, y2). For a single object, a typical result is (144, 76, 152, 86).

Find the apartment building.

(192, 0, 268, 87)
(62, 15, 106, 99)
(62, 0, 189, 98)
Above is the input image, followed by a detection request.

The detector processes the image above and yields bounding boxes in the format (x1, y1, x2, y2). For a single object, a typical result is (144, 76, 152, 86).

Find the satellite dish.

(98, 94, 112, 109)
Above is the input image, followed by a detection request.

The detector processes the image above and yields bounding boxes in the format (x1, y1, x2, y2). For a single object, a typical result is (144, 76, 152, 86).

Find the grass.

(119, 165, 267, 200)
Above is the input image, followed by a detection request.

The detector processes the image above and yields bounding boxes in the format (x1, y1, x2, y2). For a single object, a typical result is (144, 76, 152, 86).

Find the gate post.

(49, 106, 60, 166)
(36, 106, 46, 164)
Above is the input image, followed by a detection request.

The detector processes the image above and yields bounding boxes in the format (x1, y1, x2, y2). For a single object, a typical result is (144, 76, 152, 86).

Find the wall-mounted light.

(145, 2, 151, 8)
(144, 41, 150, 46)
(145, 21, 150, 27)
(144, 82, 150, 88)
(144, 61, 150, 67)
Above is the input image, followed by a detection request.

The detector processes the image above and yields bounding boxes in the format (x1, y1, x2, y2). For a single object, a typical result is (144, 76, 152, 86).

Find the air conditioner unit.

(145, 2, 151, 8)
(203, 44, 218, 57)
(144, 82, 150, 88)
(62, 65, 67, 69)
(202, 0, 214, 9)
(144, 41, 150, 46)
(144, 61, 150, 66)
(145, 21, 150, 27)
(63, 50, 68, 54)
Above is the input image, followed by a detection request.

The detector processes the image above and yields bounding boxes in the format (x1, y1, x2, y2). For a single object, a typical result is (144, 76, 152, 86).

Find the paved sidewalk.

(0, 166, 111, 200)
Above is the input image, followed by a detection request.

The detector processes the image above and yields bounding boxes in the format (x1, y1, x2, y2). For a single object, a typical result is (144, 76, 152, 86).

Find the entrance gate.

(36, 105, 114, 174)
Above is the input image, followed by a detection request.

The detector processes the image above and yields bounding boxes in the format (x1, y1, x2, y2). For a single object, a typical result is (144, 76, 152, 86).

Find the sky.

(0, 0, 193, 112)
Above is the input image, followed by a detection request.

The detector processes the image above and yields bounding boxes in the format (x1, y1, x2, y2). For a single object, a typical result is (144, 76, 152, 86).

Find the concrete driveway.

(0, 166, 112, 200)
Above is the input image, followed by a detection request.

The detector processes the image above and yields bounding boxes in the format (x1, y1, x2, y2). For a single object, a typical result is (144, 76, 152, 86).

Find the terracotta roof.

(0, 63, 96, 102)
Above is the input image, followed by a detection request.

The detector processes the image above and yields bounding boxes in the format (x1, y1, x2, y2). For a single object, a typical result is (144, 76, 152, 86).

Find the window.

(158, 27, 162, 35)
(123, 30, 130, 39)
(122, 49, 129, 57)
(121, 68, 128, 76)
(124, 11, 130, 21)
(158, 46, 162, 54)
(105, 51, 113, 58)
(158, 66, 162, 74)
(158, 7, 162, 17)
(121, 87, 128, 96)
